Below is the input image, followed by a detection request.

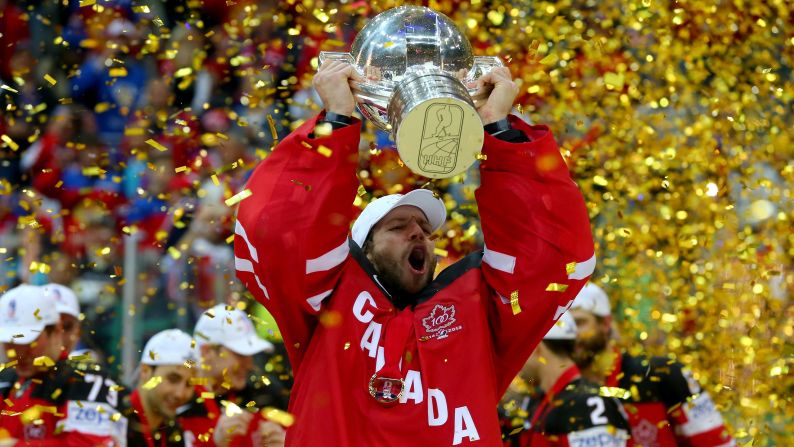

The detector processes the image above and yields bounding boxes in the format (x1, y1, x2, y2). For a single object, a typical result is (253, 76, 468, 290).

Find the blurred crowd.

(1, 0, 365, 368)
(0, 0, 792, 444)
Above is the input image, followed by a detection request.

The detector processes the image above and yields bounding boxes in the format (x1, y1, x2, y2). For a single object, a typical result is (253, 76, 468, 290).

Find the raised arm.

(234, 62, 364, 369)
(473, 67, 596, 392)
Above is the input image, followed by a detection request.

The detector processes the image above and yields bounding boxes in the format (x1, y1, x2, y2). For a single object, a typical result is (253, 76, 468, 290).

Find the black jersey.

(606, 352, 733, 447)
(502, 365, 631, 446)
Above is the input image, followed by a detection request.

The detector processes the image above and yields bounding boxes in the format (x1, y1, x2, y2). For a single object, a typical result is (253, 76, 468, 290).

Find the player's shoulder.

(0, 368, 17, 398)
(54, 361, 127, 405)
(621, 352, 684, 373)
(543, 379, 629, 434)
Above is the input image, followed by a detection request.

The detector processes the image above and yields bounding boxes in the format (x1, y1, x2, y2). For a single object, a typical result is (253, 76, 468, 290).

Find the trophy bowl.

(319, 6, 503, 179)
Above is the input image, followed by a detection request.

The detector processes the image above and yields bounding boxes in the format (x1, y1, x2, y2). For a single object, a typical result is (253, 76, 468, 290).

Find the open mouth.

(408, 247, 426, 274)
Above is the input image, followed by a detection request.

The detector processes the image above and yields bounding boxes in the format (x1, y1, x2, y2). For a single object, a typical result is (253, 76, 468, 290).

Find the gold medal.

(368, 374, 405, 404)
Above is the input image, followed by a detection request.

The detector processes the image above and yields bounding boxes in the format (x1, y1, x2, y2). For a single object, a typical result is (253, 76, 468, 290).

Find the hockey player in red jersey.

(178, 304, 285, 447)
(234, 60, 596, 445)
(570, 283, 735, 446)
(0, 285, 127, 447)
(502, 311, 631, 446)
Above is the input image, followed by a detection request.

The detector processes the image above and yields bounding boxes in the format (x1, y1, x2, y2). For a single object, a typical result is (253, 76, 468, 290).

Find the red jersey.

(234, 114, 596, 446)
(178, 384, 284, 447)
(605, 351, 734, 447)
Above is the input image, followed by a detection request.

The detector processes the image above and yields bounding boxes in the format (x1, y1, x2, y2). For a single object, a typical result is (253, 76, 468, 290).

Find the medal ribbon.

(371, 309, 414, 402)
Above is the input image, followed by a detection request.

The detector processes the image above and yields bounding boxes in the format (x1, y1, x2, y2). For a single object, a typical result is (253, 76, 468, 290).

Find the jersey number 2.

(586, 396, 608, 425)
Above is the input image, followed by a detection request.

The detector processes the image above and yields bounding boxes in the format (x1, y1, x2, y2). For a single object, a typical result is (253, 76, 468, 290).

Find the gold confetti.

(261, 407, 295, 427)
(539, 53, 558, 65)
(1, 135, 19, 151)
(603, 72, 625, 89)
(109, 67, 128, 77)
(565, 262, 577, 275)
(434, 248, 448, 257)
(82, 167, 105, 176)
(510, 291, 521, 315)
(33, 356, 55, 367)
(225, 189, 252, 207)
(545, 283, 569, 292)
(168, 247, 182, 260)
(174, 67, 193, 78)
(317, 145, 333, 157)
(145, 139, 168, 152)
(142, 376, 162, 390)
(43, 74, 57, 85)
(267, 115, 278, 141)
(79, 0, 95, 6)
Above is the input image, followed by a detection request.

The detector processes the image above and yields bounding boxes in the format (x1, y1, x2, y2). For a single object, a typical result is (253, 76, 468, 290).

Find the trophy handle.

(467, 56, 505, 106)
(318, 51, 372, 94)
(318, 51, 354, 67)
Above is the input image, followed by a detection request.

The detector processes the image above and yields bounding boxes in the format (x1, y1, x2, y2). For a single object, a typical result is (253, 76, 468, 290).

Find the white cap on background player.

(43, 283, 80, 318)
(194, 304, 274, 355)
(0, 285, 60, 344)
(570, 282, 611, 317)
(141, 329, 198, 366)
(543, 312, 578, 340)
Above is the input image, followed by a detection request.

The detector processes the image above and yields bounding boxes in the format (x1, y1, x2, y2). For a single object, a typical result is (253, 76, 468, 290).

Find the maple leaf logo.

(422, 304, 456, 333)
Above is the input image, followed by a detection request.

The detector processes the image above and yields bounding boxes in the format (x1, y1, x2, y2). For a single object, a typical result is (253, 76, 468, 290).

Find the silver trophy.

(319, 6, 503, 179)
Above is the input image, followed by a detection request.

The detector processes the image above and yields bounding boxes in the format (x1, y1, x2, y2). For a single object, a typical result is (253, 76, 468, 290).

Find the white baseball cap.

(570, 282, 611, 317)
(351, 189, 447, 247)
(194, 304, 274, 355)
(0, 285, 60, 344)
(42, 283, 80, 318)
(544, 311, 578, 340)
(141, 329, 198, 366)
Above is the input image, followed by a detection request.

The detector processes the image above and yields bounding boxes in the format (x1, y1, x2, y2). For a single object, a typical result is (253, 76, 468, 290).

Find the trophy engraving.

(418, 103, 463, 175)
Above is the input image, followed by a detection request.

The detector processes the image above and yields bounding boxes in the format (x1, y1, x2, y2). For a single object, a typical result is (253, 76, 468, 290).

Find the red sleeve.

(234, 114, 362, 371)
(476, 115, 595, 392)
(669, 391, 734, 446)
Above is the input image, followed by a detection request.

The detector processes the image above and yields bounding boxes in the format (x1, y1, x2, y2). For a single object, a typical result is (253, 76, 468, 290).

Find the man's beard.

(368, 249, 436, 309)
(573, 332, 609, 369)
